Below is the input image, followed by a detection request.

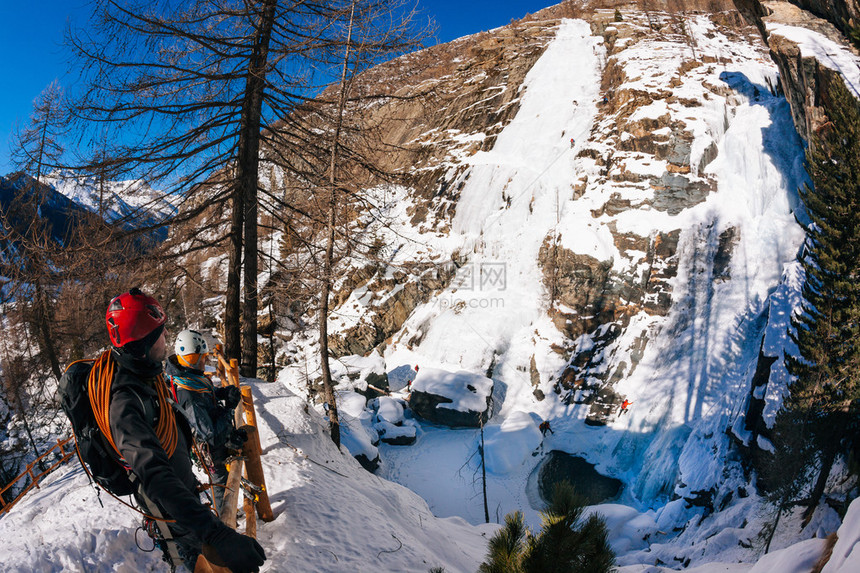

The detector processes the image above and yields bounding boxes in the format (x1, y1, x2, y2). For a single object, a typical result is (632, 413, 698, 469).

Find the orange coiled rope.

(89, 350, 178, 460)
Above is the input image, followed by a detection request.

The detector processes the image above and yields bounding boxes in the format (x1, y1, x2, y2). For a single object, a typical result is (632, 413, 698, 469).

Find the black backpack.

(58, 358, 136, 496)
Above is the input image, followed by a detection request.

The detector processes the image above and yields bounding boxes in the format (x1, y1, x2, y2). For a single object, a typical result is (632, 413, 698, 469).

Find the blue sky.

(0, 0, 553, 176)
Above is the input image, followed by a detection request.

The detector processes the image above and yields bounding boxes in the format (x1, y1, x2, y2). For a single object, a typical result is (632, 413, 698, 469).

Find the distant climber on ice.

(539, 420, 554, 436)
(407, 364, 419, 391)
(619, 399, 633, 415)
(570, 137, 575, 148)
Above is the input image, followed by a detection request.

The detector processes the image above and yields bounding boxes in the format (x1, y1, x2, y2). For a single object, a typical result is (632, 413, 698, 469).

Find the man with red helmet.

(104, 288, 265, 572)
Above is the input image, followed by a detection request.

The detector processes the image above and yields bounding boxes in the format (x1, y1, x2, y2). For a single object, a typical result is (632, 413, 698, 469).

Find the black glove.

(203, 523, 266, 573)
(226, 427, 248, 451)
(215, 385, 242, 409)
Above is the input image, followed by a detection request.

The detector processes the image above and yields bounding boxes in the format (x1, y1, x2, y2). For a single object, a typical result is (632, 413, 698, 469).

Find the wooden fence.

(213, 345, 274, 531)
(0, 436, 75, 516)
(197, 347, 274, 573)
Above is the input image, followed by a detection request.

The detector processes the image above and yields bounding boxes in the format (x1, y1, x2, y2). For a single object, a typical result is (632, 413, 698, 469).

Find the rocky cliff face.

(769, 0, 860, 39)
(321, 2, 770, 367)
(276, 1, 812, 523)
(726, 0, 860, 446)
(355, 17, 559, 229)
(734, 0, 860, 144)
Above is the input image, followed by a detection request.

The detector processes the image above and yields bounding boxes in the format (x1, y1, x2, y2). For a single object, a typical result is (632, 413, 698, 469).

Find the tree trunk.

(481, 419, 489, 523)
(318, 261, 340, 447)
(226, 0, 276, 370)
(225, 184, 243, 363)
(26, 121, 62, 383)
(18, 400, 42, 469)
(34, 281, 62, 382)
(803, 440, 838, 526)
(764, 503, 783, 554)
(317, 0, 356, 448)
(237, 0, 277, 379)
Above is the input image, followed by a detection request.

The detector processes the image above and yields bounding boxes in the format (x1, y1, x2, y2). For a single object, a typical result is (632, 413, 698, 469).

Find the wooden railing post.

(243, 482, 257, 539)
(239, 386, 273, 523)
(196, 355, 246, 573)
(208, 347, 272, 531)
(215, 344, 226, 383)
(221, 358, 244, 531)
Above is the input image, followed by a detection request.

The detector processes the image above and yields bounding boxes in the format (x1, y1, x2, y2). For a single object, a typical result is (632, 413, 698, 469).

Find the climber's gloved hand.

(203, 523, 266, 573)
(215, 385, 242, 409)
(226, 427, 248, 451)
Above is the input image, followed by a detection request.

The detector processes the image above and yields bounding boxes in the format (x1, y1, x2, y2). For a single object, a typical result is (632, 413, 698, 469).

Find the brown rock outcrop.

(409, 389, 492, 427)
(734, 0, 860, 145)
(328, 263, 455, 357)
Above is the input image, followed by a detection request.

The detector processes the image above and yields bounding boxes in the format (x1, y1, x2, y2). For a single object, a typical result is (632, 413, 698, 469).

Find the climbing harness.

(136, 485, 184, 572)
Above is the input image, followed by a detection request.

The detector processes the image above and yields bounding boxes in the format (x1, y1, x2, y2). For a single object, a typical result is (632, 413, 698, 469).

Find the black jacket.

(165, 355, 233, 452)
(108, 349, 221, 541)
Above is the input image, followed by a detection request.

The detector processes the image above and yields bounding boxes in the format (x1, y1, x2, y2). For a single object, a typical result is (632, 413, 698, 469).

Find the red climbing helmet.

(105, 288, 166, 349)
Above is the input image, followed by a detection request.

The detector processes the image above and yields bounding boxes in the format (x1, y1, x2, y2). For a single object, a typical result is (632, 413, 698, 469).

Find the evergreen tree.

(479, 482, 615, 573)
(479, 511, 527, 573)
(775, 71, 860, 523)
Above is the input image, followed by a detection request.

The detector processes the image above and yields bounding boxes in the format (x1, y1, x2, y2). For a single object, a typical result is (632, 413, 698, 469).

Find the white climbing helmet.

(174, 329, 209, 367)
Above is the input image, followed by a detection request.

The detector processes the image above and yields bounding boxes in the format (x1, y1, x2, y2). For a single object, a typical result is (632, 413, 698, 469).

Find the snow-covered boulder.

(337, 390, 380, 471)
(375, 396, 405, 424)
(375, 420, 418, 446)
(372, 396, 417, 445)
(338, 390, 369, 418)
(339, 414, 379, 472)
(330, 350, 388, 394)
(409, 367, 493, 427)
(482, 411, 542, 474)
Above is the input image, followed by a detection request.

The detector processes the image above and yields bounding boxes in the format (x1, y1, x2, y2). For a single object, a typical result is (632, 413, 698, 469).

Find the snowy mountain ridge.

(44, 172, 176, 230)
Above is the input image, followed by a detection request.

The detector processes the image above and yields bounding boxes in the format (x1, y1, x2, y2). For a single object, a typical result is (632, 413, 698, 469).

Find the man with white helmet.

(166, 329, 247, 516)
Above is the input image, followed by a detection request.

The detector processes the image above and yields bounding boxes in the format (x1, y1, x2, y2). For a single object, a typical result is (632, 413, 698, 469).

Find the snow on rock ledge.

(409, 367, 493, 427)
(375, 420, 418, 446)
(338, 390, 380, 471)
(373, 396, 418, 445)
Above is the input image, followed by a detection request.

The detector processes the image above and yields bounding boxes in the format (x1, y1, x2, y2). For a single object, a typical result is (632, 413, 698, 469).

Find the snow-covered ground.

(2, 375, 859, 572)
(0, 378, 495, 572)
